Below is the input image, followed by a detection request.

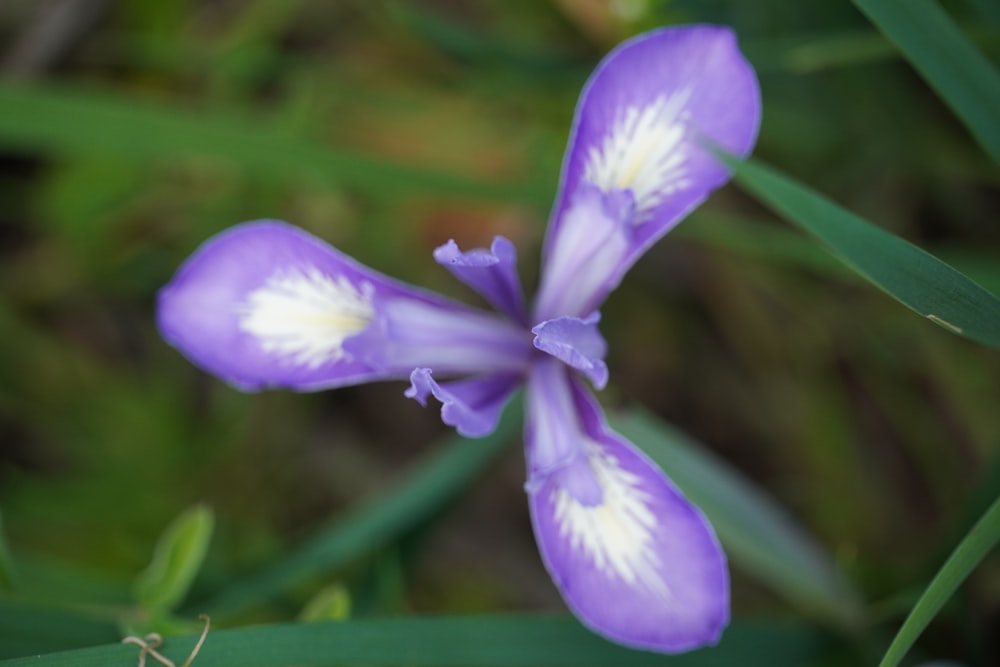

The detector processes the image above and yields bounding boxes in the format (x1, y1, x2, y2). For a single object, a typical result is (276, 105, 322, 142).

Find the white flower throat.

(238, 267, 374, 368)
(553, 444, 670, 597)
(584, 89, 694, 221)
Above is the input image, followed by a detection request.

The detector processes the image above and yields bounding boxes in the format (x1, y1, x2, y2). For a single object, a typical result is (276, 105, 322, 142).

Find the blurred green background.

(1, 0, 998, 664)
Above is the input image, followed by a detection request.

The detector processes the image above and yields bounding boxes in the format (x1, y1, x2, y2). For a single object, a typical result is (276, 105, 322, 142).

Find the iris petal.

(543, 25, 761, 299)
(434, 236, 527, 324)
(525, 361, 729, 653)
(406, 369, 522, 438)
(534, 186, 632, 320)
(157, 221, 519, 390)
(342, 297, 531, 377)
(532, 313, 609, 390)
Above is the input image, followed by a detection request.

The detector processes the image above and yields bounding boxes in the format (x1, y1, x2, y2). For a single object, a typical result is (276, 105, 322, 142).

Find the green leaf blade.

(732, 158, 1000, 347)
(0, 600, 120, 659)
(878, 496, 1000, 667)
(851, 0, 1000, 164)
(0, 616, 832, 667)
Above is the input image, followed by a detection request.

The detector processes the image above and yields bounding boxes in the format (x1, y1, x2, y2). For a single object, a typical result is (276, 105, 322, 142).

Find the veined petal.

(342, 296, 531, 377)
(543, 25, 761, 294)
(434, 236, 527, 324)
(525, 359, 729, 653)
(405, 369, 521, 437)
(525, 357, 592, 490)
(532, 313, 609, 390)
(533, 186, 632, 320)
(157, 220, 489, 391)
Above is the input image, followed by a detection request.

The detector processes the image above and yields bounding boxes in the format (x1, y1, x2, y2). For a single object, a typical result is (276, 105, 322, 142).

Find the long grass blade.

(0, 600, 119, 659)
(851, 0, 1000, 164)
(0, 616, 829, 667)
(731, 158, 1000, 347)
(877, 496, 1000, 667)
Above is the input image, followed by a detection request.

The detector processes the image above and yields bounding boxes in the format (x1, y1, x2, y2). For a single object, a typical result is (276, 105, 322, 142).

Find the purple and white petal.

(524, 358, 592, 492)
(533, 186, 633, 320)
(525, 359, 729, 653)
(405, 369, 522, 437)
(158, 220, 463, 391)
(434, 236, 527, 324)
(342, 296, 531, 377)
(532, 313, 609, 390)
(543, 25, 761, 293)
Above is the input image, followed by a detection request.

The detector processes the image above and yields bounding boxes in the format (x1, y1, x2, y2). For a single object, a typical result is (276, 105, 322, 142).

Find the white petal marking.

(584, 89, 693, 221)
(238, 267, 374, 368)
(553, 443, 670, 597)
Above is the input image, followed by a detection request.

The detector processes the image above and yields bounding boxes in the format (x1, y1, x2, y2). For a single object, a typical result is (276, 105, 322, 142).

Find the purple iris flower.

(157, 25, 761, 653)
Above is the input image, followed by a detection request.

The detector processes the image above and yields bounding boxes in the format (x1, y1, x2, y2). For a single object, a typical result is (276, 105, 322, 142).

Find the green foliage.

(0, 600, 119, 657)
(298, 584, 351, 622)
(134, 504, 215, 614)
(878, 496, 1000, 667)
(731, 157, 1000, 347)
(852, 0, 1000, 164)
(0, 617, 833, 667)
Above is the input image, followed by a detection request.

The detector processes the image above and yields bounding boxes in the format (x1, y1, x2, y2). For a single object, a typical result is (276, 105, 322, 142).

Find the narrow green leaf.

(878, 496, 1000, 667)
(611, 410, 863, 628)
(0, 600, 119, 659)
(0, 84, 549, 204)
(0, 616, 831, 667)
(200, 400, 521, 615)
(680, 215, 999, 293)
(0, 511, 16, 592)
(134, 504, 215, 613)
(731, 158, 1000, 347)
(851, 0, 1000, 164)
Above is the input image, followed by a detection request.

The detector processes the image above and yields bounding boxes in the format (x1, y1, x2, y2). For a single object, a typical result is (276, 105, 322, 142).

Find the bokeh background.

(1, 0, 999, 664)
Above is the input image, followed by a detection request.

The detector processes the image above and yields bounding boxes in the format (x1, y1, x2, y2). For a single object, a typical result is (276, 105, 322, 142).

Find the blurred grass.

(0, 1, 998, 665)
